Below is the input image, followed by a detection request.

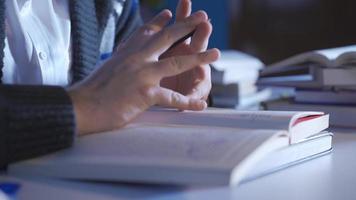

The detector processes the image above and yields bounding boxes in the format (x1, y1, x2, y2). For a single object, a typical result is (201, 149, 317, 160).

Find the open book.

(258, 45, 356, 88)
(8, 109, 330, 186)
(268, 45, 356, 69)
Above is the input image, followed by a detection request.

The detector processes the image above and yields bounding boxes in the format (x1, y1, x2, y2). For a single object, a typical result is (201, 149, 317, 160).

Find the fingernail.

(191, 11, 207, 20)
(160, 9, 172, 18)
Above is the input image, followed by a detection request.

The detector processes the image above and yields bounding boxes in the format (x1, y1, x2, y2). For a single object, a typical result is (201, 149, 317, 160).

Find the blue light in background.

(163, 0, 229, 49)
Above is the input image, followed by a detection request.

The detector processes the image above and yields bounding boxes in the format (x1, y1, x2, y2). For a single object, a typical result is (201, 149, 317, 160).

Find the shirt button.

(38, 52, 47, 60)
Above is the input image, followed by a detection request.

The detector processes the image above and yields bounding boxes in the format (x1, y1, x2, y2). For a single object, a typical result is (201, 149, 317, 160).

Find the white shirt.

(3, 0, 71, 86)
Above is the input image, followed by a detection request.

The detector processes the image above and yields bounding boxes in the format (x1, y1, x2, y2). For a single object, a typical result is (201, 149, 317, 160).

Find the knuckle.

(139, 85, 156, 100)
(160, 29, 173, 43)
(198, 52, 208, 62)
(125, 54, 137, 62)
(168, 57, 182, 71)
(136, 67, 154, 82)
(140, 24, 156, 36)
(183, 18, 195, 28)
(140, 24, 151, 31)
(124, 53, 143, 66)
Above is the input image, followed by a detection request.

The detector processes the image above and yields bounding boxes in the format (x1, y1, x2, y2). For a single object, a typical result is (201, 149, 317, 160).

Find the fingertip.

(198, 20, 212, 30)
(190, 21, 212, 51)
(147, 9, 173, 31)
(205, 20, 213, 31)
(206, 48, 221, 61)
(191, 10, 208, 21)
(196, 10, 208, 20)
(189, 99, 207, 111)
(215, 48, 221, 60)
(161, 9, 173, 18)
(176, 0, 192, 21)
(177, 0, 191, 9)
(186, 0, 192, 6)
(201, 101, 208, 110)
(198, 100, 208, 110)
(197, 21, 213, 36)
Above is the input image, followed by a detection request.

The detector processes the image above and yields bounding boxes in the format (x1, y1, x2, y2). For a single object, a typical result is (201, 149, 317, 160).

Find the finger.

(187, 80, 212, 100)
(116, 10, 172, 52)
(190, 21, 212, 52)
(176, 0, 192, 22)
(154, 48, 220, 78)
(194, 64, 210, 81)
(155, 87, 207, 111)
(144, 11, 208, 56)
(187, 66, 212, 100)
(175, 0, 192, 44)
(140, 9, 172, 36)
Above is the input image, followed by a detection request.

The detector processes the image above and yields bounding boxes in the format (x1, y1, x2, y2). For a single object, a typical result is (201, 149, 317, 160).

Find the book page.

(8, 123, 290, 186)
(317, 45, 356, 61)
(265, 52, 328, 70)
(335, 51, 356, 66)
(17, 124, 286, 170)
(133, 109, 299, 132)
(264, 45, 356, 73)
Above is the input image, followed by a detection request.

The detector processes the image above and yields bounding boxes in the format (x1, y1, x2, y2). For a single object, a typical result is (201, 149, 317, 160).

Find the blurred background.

(140, 0, 356, 64)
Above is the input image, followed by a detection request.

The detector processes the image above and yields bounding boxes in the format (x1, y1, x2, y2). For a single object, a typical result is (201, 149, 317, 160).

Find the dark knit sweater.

(0, 0, 142, 168)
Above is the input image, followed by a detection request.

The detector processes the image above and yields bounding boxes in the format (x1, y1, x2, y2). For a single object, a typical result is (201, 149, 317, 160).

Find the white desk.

(1, 129, 356, 200)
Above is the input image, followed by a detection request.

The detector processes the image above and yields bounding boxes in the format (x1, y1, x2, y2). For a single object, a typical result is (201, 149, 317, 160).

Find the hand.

(160, 0, 213, 101)
(67, 11, 220, 135)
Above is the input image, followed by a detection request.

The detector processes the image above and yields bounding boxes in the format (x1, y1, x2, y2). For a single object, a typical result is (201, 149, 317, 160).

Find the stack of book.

(211, 50, 271, 109)
(258, 45, 356, 128)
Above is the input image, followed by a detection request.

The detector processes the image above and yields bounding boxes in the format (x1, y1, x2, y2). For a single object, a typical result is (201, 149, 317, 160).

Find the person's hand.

(160, 0, 213, 101)
(67, 10, 220, 135)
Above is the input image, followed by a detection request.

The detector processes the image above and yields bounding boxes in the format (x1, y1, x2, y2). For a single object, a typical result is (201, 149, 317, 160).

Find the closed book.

(295, 89, 356, 105)
(210, 82, 258, 108)
(258, 67, 356, 88)
(212, 50, 263, 84)
(263, 98, 356, 128)
(211, 82, 257, 98)
(243, 131, 332, 183)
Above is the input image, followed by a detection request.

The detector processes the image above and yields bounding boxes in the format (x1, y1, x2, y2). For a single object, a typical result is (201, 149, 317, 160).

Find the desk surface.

(2, 129, 356, 200)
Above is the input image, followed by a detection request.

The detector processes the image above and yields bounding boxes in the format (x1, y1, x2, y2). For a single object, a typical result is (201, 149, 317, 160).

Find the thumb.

(155, 87, 207, 111)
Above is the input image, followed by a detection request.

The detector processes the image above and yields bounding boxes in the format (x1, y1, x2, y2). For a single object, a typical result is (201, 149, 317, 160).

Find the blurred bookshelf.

(140, 0, 356, 64)
(229, 0, 356, 64)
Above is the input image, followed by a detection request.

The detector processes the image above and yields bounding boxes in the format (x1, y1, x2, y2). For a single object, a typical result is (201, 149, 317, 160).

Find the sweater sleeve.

(0, 84, 75, 169)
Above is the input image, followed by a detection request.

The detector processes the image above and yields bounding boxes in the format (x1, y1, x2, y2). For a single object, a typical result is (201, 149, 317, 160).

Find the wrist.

(66, 84, 129, 136)
(66, 85, 91, 136)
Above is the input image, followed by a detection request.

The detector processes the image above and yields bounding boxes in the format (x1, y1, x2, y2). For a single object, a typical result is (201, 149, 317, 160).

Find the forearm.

(0, 85, 75, 168)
